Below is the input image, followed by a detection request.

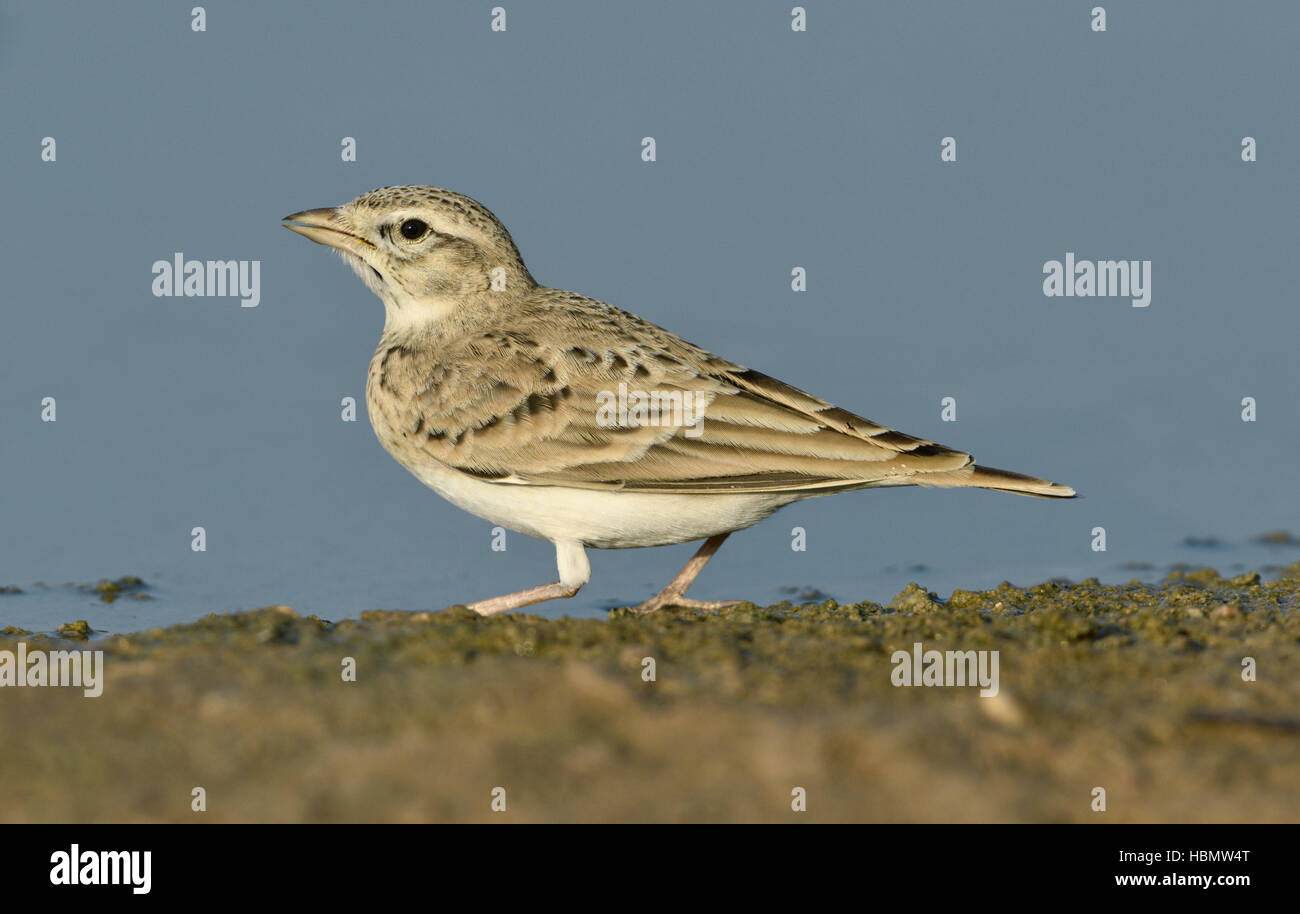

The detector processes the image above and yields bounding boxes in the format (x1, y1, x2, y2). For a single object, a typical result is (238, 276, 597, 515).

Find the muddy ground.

(1, 564, 1297, 823)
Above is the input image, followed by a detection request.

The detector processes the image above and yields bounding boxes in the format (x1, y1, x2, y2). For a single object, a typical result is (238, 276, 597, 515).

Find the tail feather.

(919, 463, 1076, 498)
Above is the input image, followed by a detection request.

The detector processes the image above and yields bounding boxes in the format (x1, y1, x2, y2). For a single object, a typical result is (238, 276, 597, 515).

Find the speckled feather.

(364, 284, 1064, 497)
(285, 185, 1073, 613)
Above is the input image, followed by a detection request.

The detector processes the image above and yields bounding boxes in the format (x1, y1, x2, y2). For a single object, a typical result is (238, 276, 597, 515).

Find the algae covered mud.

(1, 565, 1298, 823)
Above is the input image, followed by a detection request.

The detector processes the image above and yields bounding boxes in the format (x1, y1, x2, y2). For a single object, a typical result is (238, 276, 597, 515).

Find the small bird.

(284, 186, 1074, 616)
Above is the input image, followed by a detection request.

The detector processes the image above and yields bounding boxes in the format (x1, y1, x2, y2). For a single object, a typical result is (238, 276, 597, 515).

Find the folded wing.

(372, 294, 1073, 499)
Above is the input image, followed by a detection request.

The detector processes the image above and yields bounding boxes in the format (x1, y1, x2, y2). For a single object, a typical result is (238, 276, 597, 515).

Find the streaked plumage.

(285, 186, 1074, 615)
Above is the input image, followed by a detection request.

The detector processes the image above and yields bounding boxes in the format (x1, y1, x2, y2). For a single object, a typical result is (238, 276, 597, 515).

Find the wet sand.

(1, 564, 1297, 822)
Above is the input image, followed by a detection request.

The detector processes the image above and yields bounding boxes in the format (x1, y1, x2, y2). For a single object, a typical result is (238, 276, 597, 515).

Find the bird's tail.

(919, 463, 1076, 498)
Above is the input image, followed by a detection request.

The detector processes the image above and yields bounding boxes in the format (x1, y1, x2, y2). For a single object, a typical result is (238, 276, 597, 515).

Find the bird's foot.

(627, 593, 745, 615)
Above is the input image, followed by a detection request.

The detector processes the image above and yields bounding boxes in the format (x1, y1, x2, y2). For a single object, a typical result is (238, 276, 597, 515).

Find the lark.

(284, 186, 1074, 616)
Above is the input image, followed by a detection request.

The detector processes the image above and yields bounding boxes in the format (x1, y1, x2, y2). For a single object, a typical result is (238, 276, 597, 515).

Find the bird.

(283, 186, 1074, 616)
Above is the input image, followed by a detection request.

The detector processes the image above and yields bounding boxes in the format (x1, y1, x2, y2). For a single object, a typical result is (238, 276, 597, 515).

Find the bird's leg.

(464, 540, 589, 617)
(465, 581, 580, 617)
(628, 533, 743, 614)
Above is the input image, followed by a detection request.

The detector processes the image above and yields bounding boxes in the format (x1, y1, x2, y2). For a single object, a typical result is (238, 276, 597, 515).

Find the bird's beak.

(282, 207, 375, 254)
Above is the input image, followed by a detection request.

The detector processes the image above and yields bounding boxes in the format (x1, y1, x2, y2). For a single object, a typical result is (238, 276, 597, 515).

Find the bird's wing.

(370, 298, 1017, 496)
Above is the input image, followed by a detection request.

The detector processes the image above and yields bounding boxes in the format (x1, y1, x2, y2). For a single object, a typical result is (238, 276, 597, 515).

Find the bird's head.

(283, 185, 534, 324)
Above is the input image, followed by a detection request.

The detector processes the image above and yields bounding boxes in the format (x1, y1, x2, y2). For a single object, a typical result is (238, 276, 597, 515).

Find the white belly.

(409, 459, 798, 549)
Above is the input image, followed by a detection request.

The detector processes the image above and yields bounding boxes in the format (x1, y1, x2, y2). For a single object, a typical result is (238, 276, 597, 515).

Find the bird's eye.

(399, 218, 428, 240)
